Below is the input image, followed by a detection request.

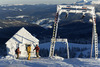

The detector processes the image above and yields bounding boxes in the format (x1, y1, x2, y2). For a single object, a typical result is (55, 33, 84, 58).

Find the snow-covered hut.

(5, 27, 39, 58)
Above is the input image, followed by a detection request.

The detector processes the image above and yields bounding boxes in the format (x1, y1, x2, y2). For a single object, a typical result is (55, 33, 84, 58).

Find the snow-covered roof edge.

(5, 27, 39, 45)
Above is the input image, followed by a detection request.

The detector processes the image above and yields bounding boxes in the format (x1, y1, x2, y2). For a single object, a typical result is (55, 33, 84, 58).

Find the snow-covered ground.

(0, 42, 100, 67)
(0, 57, 100, 67)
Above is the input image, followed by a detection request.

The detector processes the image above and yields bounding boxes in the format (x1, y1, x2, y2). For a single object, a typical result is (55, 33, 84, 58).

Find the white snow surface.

(6, 15, 28, 19)
(96, 12, 100, 17)
(31, 18, 54, 29)
(0, 27, 3, 29)
(91, 0, 100, 4)
(1, 42, 100, 67)
(75, 0, 100, 5)
(0, 58, 100, 67)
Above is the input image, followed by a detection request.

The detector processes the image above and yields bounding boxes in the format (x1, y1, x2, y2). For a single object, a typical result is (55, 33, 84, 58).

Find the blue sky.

(0, 0, 95, 5)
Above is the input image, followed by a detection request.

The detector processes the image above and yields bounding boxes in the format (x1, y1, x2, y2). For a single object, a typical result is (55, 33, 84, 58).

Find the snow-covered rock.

(52, 56, 64, 60)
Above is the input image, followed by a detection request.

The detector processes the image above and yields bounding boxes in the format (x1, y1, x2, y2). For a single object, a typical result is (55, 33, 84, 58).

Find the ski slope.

(0, 42, 100, 67)
(0, 57, 100, 67)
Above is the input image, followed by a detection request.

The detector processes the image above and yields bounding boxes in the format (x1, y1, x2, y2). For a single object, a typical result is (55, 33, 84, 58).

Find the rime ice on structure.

(6, 27, 39, 58)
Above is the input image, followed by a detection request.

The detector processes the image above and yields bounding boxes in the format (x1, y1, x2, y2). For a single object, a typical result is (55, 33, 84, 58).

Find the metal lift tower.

(49, 5, 98, 59)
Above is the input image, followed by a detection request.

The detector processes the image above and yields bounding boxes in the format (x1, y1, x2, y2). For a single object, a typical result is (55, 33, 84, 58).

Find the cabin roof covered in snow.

(5, 27, 39, 45)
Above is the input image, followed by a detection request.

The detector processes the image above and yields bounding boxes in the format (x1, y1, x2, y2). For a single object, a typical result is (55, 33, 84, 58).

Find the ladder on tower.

(95, 33, 98, 58)
(94, 24, 98, 58)
(90, 18, 98, 59)
(49, 13, 59, 57)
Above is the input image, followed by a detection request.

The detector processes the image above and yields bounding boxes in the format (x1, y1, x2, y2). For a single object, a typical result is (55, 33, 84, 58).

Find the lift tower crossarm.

(57, 5, 94, 10)
(57, 5, 94, 15)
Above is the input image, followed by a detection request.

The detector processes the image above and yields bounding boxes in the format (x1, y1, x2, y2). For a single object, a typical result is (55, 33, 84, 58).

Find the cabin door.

(19, 44, 27, 57)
